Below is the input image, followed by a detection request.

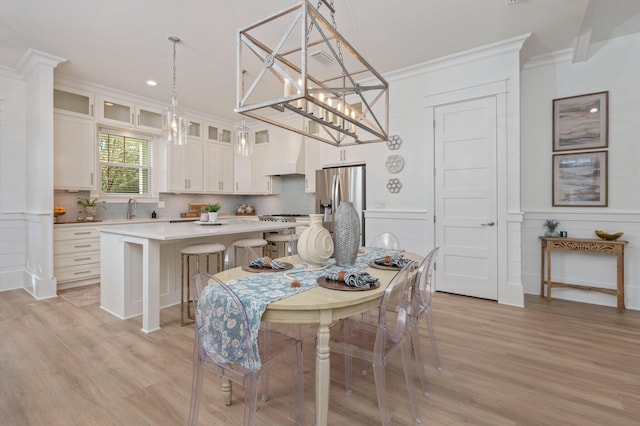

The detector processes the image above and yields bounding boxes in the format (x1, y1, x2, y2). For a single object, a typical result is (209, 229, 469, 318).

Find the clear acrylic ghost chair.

(223, 239, 268, 269)
(409, 247, 442, 398)
(370, 232, 401, 249)
(188, 272, 304, 426)
(360, 231, 402, 373)
(329, 262, 421, 425)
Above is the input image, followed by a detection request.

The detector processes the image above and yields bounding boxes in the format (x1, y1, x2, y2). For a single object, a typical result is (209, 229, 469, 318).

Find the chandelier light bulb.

(235, 119, 253, 157)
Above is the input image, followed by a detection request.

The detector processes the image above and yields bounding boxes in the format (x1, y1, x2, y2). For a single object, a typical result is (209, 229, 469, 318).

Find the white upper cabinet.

(54, 113, 96, 190)
(204, 140, 234, 193)
(252, 143, 281, 194)
(54, 87, 94, 119)
(167, 138, 204, 192)
(234, 153, 253, 193)
(96, 96, 163, 135)
(204, 122, 234, 193)
(234, 128, 280, 194)
(321, 143, 366, 167)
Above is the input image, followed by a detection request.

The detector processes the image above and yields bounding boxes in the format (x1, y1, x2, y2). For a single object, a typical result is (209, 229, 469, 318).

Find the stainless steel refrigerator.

(315, 165, 366, 245)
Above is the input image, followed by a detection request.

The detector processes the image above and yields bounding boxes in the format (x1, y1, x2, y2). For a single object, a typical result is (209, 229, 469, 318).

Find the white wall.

(0, 69, 27, 291)
(521, 32, 640, 310)
(366, 35, 528, 307)
(0, 50, 63, 297)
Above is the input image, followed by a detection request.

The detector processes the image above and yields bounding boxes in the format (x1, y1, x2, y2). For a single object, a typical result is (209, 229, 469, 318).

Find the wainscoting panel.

(365, 210, 432, 256)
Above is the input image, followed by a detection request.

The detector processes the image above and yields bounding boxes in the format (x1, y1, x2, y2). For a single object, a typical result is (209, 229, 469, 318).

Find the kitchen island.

(98, 219, 296, 333)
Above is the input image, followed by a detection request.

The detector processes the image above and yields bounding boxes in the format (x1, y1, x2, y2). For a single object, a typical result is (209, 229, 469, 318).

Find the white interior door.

(434, 96, 498, 300)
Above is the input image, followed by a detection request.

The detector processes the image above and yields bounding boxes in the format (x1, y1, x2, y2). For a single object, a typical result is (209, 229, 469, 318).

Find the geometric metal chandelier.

(236, 0, 389, 147)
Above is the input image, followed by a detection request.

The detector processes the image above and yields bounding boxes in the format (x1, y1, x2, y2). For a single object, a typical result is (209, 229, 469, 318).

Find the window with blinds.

(98, 129, 150, 195)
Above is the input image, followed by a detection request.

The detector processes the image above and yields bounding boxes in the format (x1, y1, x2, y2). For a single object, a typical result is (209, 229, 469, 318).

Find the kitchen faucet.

(127, 198, 137, 220)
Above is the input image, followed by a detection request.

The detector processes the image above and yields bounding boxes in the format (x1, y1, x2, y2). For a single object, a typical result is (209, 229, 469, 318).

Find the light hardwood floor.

(1, 288, 638, 425)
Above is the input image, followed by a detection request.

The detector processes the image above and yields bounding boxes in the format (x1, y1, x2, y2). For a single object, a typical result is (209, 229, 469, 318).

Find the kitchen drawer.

(55, 239, 100, 254)
(55, 263, 101, 283)
(54, 226, 100, 241)
(54, 251, 101, 268)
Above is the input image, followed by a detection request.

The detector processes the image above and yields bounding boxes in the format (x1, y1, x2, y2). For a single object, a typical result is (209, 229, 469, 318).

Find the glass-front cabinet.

(53, 87, 96, 190)
(96, 96, 163, 134)
(205, 122, 234, 193)
(136, 105, 164, 133)
(54, 87, 94, 119)
(189, 120, 202, 138)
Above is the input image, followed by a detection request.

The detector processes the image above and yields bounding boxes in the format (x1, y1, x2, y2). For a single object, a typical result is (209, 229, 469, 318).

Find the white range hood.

(264, 138, 305, 175)
(262, 123, 306, 175)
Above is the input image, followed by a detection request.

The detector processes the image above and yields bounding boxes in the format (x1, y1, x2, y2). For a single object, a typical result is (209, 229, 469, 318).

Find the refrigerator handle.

(331, 173, 340, 215)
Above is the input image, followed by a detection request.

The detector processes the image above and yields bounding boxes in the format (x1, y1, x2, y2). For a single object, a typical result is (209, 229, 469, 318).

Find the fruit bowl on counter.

(53, 207, 66, 223)
(595, 230, 624, 241)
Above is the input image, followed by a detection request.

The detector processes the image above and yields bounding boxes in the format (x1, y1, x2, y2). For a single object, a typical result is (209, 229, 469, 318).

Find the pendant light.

(236, 0, 388, 147)
(163, 36, 189, 145)
(235, 119, 253, 157)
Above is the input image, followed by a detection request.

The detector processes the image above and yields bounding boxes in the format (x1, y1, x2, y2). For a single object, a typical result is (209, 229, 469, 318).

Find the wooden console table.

(539, 237, 627, 312)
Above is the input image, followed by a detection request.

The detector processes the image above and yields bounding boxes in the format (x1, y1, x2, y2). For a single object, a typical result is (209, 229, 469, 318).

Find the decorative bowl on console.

(595, 230, 623, 241)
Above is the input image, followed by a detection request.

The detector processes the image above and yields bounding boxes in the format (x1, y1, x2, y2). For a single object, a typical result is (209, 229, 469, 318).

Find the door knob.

(481, 221, 495, 227)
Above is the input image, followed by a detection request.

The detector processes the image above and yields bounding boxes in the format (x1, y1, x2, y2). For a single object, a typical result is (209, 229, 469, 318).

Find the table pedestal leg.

(315, 311, 331, 426)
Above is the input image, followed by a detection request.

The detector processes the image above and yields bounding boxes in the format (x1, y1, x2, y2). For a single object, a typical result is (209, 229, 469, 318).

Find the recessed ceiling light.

(146, 80, 158, 86)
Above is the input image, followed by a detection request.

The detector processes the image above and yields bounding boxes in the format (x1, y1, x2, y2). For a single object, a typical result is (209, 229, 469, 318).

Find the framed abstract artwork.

(552, 151, 608, 207)
(553, 91, 608, 152)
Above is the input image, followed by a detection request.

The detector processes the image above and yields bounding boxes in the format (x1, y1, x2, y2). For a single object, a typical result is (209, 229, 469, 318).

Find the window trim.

(98, 127, 153, 199)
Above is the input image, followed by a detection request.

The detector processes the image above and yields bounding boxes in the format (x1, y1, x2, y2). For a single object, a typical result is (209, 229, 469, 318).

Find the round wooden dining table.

(214, 251, 422, 426)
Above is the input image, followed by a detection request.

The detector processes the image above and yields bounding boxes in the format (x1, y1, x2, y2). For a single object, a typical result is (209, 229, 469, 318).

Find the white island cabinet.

(98, 220, 296, 333)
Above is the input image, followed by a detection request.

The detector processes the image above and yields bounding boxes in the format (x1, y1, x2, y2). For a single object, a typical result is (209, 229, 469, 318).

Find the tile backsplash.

(53, 175, 315, 222)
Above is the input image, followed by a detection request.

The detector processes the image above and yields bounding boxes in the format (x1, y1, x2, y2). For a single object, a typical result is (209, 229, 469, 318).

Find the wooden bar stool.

(180, 242, 225, 326)
(224, 238, 268, 269)
(265, 233, 299, 258)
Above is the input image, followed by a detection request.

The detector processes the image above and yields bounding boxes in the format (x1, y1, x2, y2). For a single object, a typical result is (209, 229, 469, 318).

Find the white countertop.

(55, 214, 258, 226)
(96, 218, 296, 241)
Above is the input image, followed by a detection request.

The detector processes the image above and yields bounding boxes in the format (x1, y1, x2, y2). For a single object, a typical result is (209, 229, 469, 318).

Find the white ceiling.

(2, 0, 639, 123)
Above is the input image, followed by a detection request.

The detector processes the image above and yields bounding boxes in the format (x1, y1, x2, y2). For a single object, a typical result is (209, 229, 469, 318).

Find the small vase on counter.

(297, 214, 333, 268)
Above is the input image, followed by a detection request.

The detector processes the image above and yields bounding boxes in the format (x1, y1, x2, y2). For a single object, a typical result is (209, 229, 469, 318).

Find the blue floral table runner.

(195, 247, 402, 369)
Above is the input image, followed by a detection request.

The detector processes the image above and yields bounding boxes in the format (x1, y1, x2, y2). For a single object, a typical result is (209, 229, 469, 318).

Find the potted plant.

(204, 203, 221, 222)
(199, 206, 209, 222)
(543, 219, 560, 237)
(77, 197, 105, 221)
